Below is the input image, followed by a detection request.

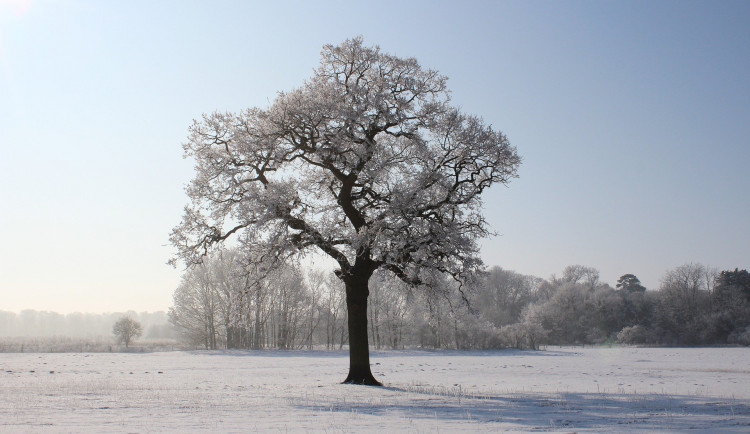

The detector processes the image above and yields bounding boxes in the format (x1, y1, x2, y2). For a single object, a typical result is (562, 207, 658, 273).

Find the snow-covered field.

(2, 347, 749, 432)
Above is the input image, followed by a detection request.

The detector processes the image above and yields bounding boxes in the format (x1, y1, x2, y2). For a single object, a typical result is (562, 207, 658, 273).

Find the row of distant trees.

(168, 249, 750, 350)
(0, 310, 176, 340)
(169, 249, 348, 350)
(500, 264, 750, 348)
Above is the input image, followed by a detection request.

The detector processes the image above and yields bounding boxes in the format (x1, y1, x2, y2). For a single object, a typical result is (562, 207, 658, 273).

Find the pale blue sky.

(1, 0, 748, 313)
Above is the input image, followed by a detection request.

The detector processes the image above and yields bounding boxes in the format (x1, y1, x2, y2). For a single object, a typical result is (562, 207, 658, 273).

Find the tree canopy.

(171, 37, 519, 280)
(616, 274, 646, 292)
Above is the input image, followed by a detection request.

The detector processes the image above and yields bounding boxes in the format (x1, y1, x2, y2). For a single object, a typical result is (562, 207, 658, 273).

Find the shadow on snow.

(297, 387, 750, 431)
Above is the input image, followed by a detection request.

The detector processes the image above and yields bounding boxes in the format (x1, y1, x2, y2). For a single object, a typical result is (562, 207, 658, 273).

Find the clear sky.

(1, 0, 748, 313)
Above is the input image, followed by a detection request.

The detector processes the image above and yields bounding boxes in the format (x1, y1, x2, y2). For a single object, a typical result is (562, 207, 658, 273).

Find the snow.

(2, 347, 749, 432)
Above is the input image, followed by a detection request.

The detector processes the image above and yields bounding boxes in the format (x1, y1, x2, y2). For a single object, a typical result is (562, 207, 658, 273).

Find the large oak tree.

(171, 38, 520, 385)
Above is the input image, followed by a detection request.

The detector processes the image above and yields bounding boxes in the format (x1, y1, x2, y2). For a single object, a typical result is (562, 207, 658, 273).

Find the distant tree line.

(498, 265, 750, 348)
(0, 310, 176, 340)
(168, 249, 750, 350)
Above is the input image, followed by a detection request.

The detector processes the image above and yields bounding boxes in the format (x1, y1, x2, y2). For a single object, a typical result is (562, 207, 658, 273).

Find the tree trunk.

(342, 273, 381, 386)
(253, 294, 262, 349)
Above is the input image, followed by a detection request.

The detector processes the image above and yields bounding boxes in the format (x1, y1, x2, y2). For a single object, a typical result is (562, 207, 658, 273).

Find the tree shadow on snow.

(297, 386, 750, 431)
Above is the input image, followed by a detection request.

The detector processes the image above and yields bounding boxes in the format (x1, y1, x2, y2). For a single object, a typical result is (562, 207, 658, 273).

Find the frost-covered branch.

(171, 37, 520, 290)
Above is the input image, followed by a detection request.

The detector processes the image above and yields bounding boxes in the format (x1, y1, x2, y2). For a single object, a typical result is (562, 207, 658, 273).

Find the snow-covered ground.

(2, 347, 749, 432)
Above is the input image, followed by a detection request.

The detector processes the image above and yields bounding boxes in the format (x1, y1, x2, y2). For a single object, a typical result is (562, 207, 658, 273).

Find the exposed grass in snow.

(1, 347, 749, 432)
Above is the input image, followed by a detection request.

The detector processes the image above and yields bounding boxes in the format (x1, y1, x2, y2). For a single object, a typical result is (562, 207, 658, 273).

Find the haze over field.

(1, 1, 749, 313)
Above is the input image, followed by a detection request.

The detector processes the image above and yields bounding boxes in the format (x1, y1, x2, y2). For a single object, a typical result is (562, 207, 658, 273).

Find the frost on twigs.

(169, 36, 520, 285)
(170, 36, 520, 384)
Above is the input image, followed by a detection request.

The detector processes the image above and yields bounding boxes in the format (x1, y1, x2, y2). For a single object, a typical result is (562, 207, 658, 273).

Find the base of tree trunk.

(342, 363, 383, 386)
(342, 370, 383, 386)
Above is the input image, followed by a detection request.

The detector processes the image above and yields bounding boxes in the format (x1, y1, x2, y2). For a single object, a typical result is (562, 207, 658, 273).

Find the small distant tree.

(113, 316, 143, 348)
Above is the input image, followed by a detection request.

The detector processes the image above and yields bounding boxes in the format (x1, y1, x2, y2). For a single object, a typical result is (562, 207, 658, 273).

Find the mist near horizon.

(0, 310, 174, 339)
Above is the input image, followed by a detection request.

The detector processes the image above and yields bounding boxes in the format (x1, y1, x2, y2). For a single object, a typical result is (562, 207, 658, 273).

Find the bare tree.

(655, 263, 712, 344)
(170, 38, 520, 385)
(303, 269, 327, 350)
(477, 266, 537, 326)
(169, 259, 222, 349)
(320, 272, 347, 350)
(211, 249, 245, 349)
(562, 265, 600, 289)
(660, 263, 708, 317)
(269, 264, 307, 349)
(112, 316, 142, 348)
(519, 304, 547, 350)
(368, 270, 410, 349)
